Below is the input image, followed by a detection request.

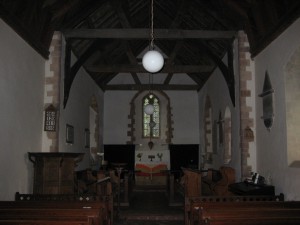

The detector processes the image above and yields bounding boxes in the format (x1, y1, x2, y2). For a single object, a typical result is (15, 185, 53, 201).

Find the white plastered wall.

(58, 37, 104, 171)
(255, 18, 300, 200)
(0, 19, 45, 200)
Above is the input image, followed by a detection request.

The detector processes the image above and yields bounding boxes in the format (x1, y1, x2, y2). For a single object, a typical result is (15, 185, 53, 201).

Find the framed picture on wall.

(66, 124, 74, 144)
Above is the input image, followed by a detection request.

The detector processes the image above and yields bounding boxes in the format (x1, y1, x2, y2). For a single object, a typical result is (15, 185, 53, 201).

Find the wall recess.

(259, 71, 274, 130)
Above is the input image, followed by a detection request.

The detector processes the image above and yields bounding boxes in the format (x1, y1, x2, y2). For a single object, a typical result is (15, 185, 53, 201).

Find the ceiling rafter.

(161, 0, 191, 85)
(104, 84, 199, 91)
(58, 0, 108, 29)
(124, 42, 142, 85)
(2, 0, 300, 108)
(63, 29, 237, 39)
(99, 73, 123, 89)
(196, 40, 235, 105)
(87, 64, 214, 74)
(163, 41, 184, 84)
(63, 39, 104, 107)
(112, 0, 142, 85)
(187, 73, 206, 87)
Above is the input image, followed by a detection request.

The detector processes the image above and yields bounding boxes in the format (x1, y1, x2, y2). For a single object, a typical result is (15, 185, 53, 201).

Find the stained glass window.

(143, 94, 160, 138)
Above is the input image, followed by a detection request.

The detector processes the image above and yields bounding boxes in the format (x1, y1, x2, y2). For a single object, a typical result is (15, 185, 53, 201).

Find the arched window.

(143, 94, 160, 138)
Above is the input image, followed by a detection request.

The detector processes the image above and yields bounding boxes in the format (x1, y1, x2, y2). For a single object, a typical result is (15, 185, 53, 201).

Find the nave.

(115, 186, 184, 225)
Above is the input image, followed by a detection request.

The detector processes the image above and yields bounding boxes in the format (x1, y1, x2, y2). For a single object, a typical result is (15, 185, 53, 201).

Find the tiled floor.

(115, 186, 184, 225)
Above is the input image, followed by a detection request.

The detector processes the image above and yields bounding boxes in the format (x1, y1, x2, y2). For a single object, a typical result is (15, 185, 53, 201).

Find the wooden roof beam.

(63, 29, 237, 39)
(104, 84, 199, 91)
(87, 64, 214, 73)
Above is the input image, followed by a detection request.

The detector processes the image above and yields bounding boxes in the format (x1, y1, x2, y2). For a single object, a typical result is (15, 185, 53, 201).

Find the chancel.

(135, 143, 170, 186)
(1, 1, 300, 225)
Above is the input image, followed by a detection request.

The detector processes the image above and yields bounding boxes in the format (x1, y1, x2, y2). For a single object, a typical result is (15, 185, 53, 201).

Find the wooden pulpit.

(28, 152, 84, 194)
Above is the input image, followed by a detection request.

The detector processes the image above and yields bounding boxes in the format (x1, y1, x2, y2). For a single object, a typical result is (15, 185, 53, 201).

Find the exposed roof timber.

(162, 41, 184, 84)
(57, 1, 108, 29)
(111, 0, 131, 28)
(223, 0, 248, 19)
(99, 74, 118, 87)
(63, 39, 105, 107)
(169, 0, 191, 28)
(123, 42, 142, 84)
(104, 84, 199, 91)
(163, 73, 174, 85)
(0, 4, 50, 59)
(188, 73, 206, 87)
(197, 40, 235, 106)
(250, 4, 300, 57)
(63, 29, 237, 39)
(111, 1, 144, 85)
(87, 64, 214, 73)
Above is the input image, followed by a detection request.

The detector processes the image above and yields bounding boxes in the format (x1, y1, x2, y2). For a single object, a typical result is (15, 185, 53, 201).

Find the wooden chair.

(210, 166, 235, 196)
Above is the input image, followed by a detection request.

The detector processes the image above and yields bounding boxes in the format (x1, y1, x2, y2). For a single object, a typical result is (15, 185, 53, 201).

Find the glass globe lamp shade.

(142, 50, 164, 73)
(144, 104, 154, 115)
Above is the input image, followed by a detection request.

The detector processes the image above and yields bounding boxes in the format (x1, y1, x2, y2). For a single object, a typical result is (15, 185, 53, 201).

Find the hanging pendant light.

(144, 73, 155, 115)
(142, 0, 164, 73)
(144, 104, 155, 115)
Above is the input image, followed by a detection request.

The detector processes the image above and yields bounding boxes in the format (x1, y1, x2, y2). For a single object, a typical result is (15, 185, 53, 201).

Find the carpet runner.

(115, 188, 184, 225)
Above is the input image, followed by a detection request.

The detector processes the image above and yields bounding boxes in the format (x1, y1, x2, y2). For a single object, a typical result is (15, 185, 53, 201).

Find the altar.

(134, 146, 170, 186)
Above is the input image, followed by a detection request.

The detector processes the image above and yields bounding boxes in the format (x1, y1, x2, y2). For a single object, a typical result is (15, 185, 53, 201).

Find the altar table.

(135, 163, 168, 185)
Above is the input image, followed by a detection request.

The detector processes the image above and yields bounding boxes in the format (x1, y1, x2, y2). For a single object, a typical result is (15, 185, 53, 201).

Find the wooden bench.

(185, 194, 300, 225)
(1, 193, 114, 225)
(10, 192, 114, 224)
(198, 203, 300, 225)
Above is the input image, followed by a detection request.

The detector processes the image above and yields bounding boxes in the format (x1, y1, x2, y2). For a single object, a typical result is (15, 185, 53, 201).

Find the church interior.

(1, 0, 300, 224)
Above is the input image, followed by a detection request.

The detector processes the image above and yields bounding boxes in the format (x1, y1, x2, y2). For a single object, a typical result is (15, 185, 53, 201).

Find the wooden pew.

(182, 168, 202, 198)
(186, 195, 284, 225)
(201, 167, 235, 196)
(186, 195, 300, 225)
(168, 168, 202, 207)
(198, 203, 300, 225)
(108, 169, 132, 207)
(12, 192, 114, 224)
(169, 167, 202, 225)
(0, 201, 103, 224)
(168, 167, 235, 206)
